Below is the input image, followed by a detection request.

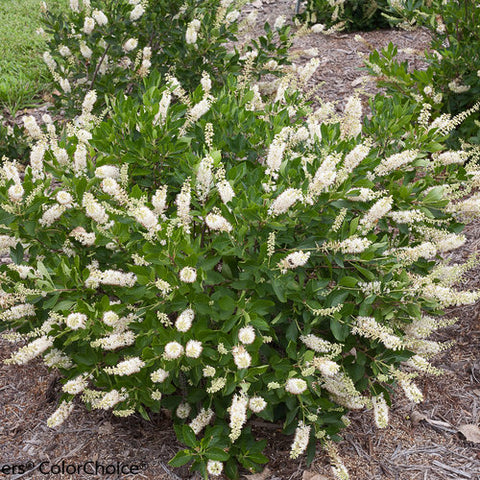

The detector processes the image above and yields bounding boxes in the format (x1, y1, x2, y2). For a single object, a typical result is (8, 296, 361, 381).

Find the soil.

(1, 1, 480, 480)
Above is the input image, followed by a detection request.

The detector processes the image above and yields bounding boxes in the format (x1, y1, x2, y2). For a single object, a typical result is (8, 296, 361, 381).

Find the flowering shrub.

(300, 0, 401, 32)
(41, 0, 290, 114)
(1, 70, 480, 478)
(0, 120, 29, 162)
(365, 0, 480, 144)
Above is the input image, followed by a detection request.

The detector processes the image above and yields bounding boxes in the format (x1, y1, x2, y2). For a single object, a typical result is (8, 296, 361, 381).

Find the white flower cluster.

(91, 331, 136, 350)
(326, 441, 350, 480)
(207, 377, 227, 394)
(181, 94, 213, 135)
(340, 143, 371, 179)
(290, 421, 311, 459)
(207, 460, 223, 476)
(40, 204, 69, 228)
(186, 340, 203, 358)
(358, 281, 382, 296)
(189, 408, 214, 434)
(393, 242, 437, 263)
(300, 334, 340, 355)
(268, 188, 303, 216)
(307, 155, 337, 198)
(0, 303, 35, 321)
(248, 396, 267, 413)
(150, 368, 169, 383)
(175, 308, 194, 332)
(285, 378, 307, 395)
(154, 279, 172, 297)
(404, 315, 448, 339)
(399, 379, 424, 403)
(65, 312, 87, 330)
(448, 79, 471, 93)
(228, 393, 248, 442)
(47, 401, 74, 428)
(130, 3, 145, 21)
(5, 336, 53, 365)
(433, 150, 466, 166)
(176, 180, 192, 232)
(238, 326, 255, 345)
(205, 212, 232, 233)
(153, 92, 172, 127)
(336, 236, 371, 254)
(30, 144, 46, 181)
(164, 341, 184, 360)
(340, 95, 362, 139)
(132, 205, 160, 234)
(151, 186, 168, 215)
(278, 251, 311, 273)
(232, 345, 252, 369)
(0, 235, 18, 255)
(265, 135, 287, 175)
(90, 389, 129, 410)
(360, 196, 393, 231)
(104, 357, 145, 376)
(217, 178, 235, 205)
(179, 266, 197, 283)
(196, 155, 213, 202)
(346, 187, 379, 202)
(313, 357, 340, 377)
(372, 393, 389, 428)
(374, 150, 418, 176)
(186, 19, 201, 44)
(322, 371, 365, 410)
(82, 193, 110, 224)
(389, 209, 425, 224)
(44, 349, 73, 369)
(85, 267, 137, 289)
(63, 374, 89, 395)
(176, 402, 191, 419)
(352, 316, 403, 351)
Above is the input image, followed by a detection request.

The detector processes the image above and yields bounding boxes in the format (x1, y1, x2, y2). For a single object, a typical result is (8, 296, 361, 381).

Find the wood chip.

(411, 411, 457, 433)
(458, 424, 480, 444)
(431, 460, 472, 478)
(244, 467, 271, 480)
(302, 471, 329, 480)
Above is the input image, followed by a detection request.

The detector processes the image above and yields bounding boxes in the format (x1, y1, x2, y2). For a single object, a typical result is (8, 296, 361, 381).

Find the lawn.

(0, 0, 67, 116)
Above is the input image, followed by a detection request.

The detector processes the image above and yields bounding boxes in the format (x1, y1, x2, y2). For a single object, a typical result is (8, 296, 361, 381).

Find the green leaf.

(271, 279, 286, 303)
(339, 276, 357, 287)
(206, 447, 229, 461)
(0, 208, 15, 226)
(224, 459, 239, 479)
(330, 318, 349, 341)
(286, 321, 298, 342)
(10, 242, 24, 265)
(218, 295, 236, 314)
(169, 450, 193, 468)
(182, 425, 198, 448)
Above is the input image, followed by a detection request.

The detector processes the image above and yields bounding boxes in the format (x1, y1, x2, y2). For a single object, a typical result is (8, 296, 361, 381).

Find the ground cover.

(0, 0, 67, 116)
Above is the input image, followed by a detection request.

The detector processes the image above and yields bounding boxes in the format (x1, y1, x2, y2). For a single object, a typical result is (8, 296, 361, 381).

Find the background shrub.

(299, 0, 401, 32)
(1, 66, 480, 477)
(41, 0, 291, 115)
(365, 0, 480, 145)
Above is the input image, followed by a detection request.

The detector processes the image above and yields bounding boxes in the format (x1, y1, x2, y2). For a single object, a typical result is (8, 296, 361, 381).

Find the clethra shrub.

(299, 0, 404, 32)
(1, 71, 480, 478)
(365, 0, 480, 145)
(41, 0, 291, 115)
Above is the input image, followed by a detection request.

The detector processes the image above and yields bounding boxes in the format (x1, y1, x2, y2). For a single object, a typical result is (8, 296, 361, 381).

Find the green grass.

(0, 0, 67, 116)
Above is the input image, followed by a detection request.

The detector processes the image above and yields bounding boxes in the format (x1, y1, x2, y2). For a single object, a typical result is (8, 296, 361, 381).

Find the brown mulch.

(1, 1, 480, 479)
